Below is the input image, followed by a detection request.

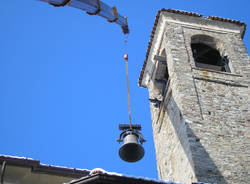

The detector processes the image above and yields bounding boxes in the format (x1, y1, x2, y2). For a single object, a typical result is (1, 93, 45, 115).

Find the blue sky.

(1, 0, 249, 179)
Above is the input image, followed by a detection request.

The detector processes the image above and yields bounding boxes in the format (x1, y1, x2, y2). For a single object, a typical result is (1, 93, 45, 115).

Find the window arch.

(191, 35, 230, 72)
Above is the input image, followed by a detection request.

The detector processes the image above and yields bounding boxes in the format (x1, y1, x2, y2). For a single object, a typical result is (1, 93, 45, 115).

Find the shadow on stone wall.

(163, 96, 228, 184)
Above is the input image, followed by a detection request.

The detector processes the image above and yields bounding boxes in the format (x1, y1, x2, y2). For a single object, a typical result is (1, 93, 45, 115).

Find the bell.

(119, 133, 145, 162)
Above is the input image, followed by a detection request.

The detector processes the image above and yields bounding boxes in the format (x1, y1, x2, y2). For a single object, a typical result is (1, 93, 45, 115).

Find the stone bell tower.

(139, 9, 249, 184)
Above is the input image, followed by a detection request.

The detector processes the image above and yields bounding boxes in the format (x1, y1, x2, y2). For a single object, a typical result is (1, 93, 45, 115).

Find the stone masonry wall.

(148, 14, 250, 184)
(148, 82, 196, 183)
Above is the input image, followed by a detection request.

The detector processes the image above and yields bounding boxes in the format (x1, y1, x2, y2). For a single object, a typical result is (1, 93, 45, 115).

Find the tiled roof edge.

(138, 9, 162, 87)
(67, 173, 183, 184)
(165, 9, 203, 17)
(208, 16, 246, 26)
(208, 16, 246, 37)
(0, 155, 89, 178)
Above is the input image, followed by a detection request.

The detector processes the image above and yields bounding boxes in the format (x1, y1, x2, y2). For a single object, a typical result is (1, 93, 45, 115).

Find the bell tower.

(139, 9, 249, 184)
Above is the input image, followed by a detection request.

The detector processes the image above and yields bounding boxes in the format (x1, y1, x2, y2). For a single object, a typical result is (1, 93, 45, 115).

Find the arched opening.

(191, 35, 230, 72)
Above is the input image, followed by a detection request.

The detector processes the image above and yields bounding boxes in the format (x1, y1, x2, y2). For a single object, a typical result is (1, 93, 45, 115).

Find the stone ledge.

(193, 76, 248, 88)
(192, 67, 243, 77)
(192, 67, 248, 87)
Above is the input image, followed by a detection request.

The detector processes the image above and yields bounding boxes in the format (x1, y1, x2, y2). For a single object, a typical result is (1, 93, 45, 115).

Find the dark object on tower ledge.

(149, 98, 162, 108)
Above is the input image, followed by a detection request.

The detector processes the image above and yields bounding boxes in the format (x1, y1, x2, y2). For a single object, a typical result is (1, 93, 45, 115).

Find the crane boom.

(39, 0, 129, 34)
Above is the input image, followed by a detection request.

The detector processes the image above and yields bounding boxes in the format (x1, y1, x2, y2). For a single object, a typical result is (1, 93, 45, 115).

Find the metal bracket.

(122, 17, 129, 34)
(107, 6, 118, 23)
(87, 0, 101, 15)
(49, 0, 72, 7)
(119, 124, 141, 131)
(117, 129, 146, 144)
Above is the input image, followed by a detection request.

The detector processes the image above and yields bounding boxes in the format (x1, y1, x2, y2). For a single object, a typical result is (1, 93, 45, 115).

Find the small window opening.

(191, 42, 230, 72)
(153, 49, 169, 95)
(160, 49, 169, 82)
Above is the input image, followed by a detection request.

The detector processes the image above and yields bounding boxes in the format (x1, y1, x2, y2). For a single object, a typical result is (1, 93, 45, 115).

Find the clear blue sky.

(1, 0, 249, 179)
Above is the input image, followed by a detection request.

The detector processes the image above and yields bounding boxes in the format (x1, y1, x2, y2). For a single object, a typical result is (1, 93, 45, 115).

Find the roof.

(0, 155, 89, 178)
(65, 171, 211, 184)
(65, 170, 183, 184)
(138, 9, 247, 87)
(0, 156, 209, 184)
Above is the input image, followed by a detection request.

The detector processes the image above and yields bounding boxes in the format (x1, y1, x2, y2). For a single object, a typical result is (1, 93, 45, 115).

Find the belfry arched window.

(191, 35, 230, 72)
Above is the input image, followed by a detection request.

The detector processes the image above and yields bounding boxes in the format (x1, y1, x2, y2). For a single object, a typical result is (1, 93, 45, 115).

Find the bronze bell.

(117, 124, 146, 162)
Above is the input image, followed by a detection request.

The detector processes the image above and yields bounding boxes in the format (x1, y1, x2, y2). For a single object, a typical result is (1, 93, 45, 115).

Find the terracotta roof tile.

(165, 9, 203, 17)
(208, 16, 245, 26)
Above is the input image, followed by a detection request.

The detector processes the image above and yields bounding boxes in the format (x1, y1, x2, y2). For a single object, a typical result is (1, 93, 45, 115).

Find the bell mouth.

(119, 142, 145, 162)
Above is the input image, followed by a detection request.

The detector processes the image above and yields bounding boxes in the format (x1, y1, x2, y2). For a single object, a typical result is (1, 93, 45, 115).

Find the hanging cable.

(124, 53, 132, 129)
(123, 32, 132, 129)
(124, 32, 128, 52)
